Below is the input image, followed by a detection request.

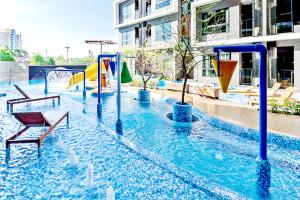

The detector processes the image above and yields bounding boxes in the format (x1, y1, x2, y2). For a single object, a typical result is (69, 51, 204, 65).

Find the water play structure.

(44, 68, 87, 99)
(213, 43, 270, 193)
(96, 53, 132, 134)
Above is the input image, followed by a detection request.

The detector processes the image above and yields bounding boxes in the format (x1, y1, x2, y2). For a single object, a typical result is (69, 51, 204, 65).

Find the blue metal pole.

(44, 69, 48, 94)
(97, 56, 102, 115)
(217, 51, 221, 77)
(83, 71, 86, 100)
(214, 44, 270, 192)
(116, 53, 123, 134)
(258, 44, 268, 160)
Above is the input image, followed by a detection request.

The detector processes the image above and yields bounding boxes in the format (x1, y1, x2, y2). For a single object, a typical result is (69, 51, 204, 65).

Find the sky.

(0, 0, 118, 57)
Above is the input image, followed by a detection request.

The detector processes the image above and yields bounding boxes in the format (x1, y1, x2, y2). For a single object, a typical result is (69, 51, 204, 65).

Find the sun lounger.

(166, 82, 190, 93)
(246, 83, 281, 97)
(7, 84, 60, 112)
(192, 86, 219, 99)
(6, 111, 69, 157)
(248, 86, 297, 106)
(226, 86, 256, 94)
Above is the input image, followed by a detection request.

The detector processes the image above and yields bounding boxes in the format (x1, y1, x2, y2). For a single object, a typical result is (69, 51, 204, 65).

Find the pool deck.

(129, 87, 300, 139)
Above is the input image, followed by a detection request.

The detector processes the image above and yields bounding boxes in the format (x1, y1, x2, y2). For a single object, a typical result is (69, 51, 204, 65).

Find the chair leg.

(52, 98, 55, 106)
(6, 141, 10, 160)
(10, 104, 13, 113)
(37, 140, 41, 157)
(58, 97, 60, 105)
(67, 113, 70, 125)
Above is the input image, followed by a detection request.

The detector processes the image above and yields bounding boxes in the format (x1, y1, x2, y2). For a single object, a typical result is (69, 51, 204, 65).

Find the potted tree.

(125, 47, 168, 102)
(170, 0, 212, 122)
(172, 39, 203, 122)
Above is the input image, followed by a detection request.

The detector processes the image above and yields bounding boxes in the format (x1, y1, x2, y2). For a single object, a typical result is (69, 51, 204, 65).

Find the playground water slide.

(66, 63, 102, 89)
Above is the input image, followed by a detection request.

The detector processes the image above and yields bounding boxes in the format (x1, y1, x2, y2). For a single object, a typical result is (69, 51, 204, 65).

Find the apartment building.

(113, 0, 181, 78)
(191, 0, 300, 89)
(0, 28, 22, 51)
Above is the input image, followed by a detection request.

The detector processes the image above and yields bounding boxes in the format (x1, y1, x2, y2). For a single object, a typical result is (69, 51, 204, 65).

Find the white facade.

(0, 28, 22, 51)
(191, 0, 300, 90)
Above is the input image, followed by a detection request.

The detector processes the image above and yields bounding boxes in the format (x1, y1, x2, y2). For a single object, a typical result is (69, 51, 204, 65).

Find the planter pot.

(138, 89, 150, 102)
(173, 102, 192, 122)
(157, 80, 166, 89)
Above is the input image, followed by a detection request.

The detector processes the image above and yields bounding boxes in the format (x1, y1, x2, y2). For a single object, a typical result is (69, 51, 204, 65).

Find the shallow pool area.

(0, 82, 299, 199)
(219, 92, 249, 105)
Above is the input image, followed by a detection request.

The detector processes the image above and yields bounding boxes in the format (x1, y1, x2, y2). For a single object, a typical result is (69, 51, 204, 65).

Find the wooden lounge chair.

(6, 111, 69, 157)
(7, 84, 60, 112)
(245, 83, 282, 97)
(248, 86, 297, 106)
(226, 86, 256, 94)
(192, 86, 219, 99)
(166, 82, 190, 93)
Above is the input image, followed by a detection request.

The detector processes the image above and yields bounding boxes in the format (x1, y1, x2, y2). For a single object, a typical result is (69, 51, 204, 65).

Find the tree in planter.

(125, 47, 169, 90)
(174, 0, 223, 105)
(151, 1, 220, 121)
(124, 46, 169, 102)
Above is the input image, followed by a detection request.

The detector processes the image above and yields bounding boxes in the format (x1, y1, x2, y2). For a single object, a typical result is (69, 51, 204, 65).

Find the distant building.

(0, 28, 22, 51)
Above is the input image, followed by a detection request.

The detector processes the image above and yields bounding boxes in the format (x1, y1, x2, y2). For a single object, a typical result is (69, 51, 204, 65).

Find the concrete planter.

(138, 89, 150, 102)
(157, 80, 166, 89)
(173, 102, 193, 122)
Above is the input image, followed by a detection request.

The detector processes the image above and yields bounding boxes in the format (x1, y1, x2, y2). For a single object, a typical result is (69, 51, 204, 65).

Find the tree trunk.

(143, 81, 147, 90)
(181, 76, 188, 104)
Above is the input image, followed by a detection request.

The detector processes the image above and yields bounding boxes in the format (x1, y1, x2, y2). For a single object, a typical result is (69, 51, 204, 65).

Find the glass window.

(276, 0, 293, 33)
(202, 53, 229, 77)
(121, 31, 132, 46)
(156, 22, 171, 41)
(241, 4, 253, 37)
(156, 0, 171, 9)
(201, 8, 229, 35)
(122, 4, 132, 21)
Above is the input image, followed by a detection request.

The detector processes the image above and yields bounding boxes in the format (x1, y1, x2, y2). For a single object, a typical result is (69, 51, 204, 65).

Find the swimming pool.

(0, 82, 299, 199)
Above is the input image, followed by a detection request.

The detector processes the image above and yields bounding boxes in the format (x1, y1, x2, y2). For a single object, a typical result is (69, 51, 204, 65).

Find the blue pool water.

(0, 82, 299, 199)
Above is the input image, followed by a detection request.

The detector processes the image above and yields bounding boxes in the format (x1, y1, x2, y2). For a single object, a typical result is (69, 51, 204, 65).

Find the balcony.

(114, 0, 177, 29)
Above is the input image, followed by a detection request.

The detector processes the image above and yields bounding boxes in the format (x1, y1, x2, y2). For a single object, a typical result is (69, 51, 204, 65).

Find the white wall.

(0, 62, 28, 82)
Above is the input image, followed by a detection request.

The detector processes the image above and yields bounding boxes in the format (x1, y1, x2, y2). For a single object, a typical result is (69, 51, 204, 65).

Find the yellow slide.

(67, 63, 99, 89)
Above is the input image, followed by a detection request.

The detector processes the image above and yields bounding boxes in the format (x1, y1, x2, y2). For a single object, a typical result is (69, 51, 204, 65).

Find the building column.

(262, 0, 268, 36)
(294, 44, 300, 91)
(231, 53, 240, 86)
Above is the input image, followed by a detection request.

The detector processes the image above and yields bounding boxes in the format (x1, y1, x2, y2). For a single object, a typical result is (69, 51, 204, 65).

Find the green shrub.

(270, 99, 300, 115)
(270, 100, 280, 113)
